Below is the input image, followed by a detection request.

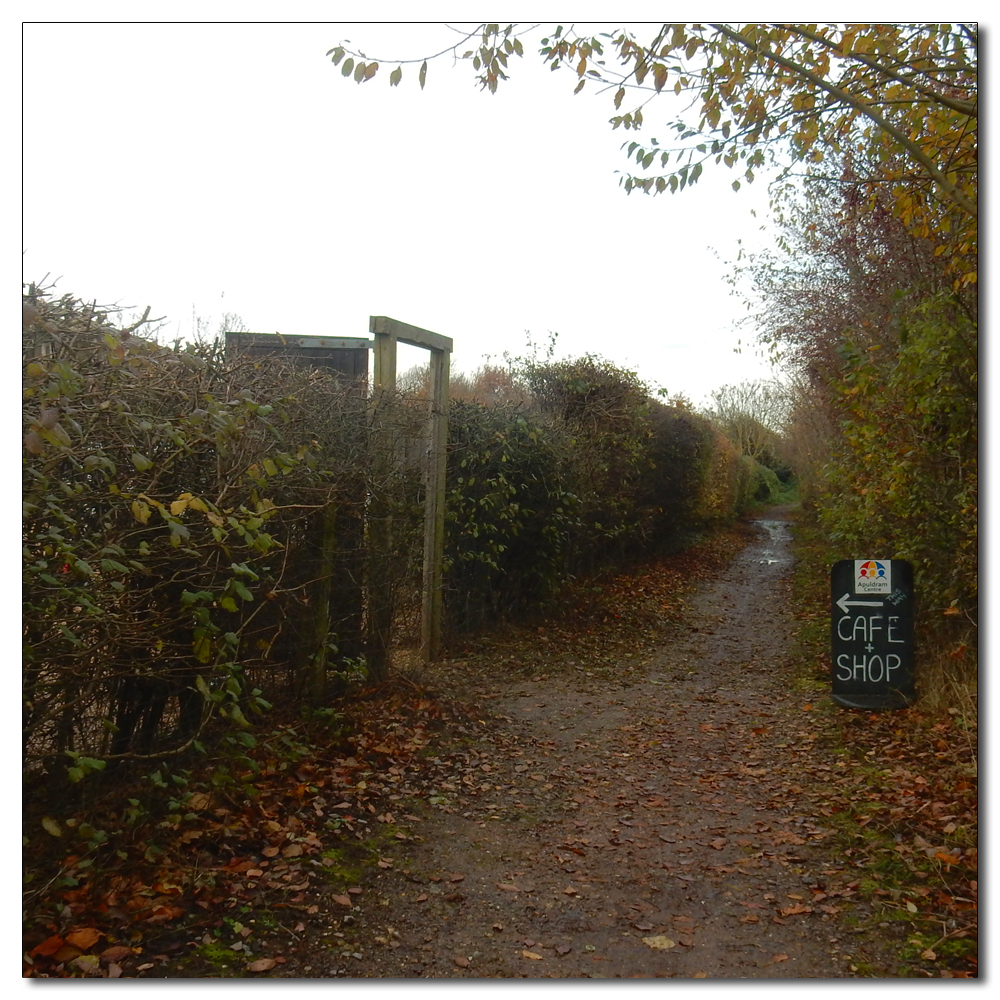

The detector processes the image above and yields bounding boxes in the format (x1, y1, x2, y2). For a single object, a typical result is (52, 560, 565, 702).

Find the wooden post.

(422, 346, 450, 662)
(367, 321, 398, 681)
(307, 500, 338, 701)
(369, 317, 452, 665)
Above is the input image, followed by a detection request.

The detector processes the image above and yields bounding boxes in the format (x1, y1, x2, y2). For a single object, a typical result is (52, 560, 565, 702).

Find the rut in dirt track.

(314, 514, 890, 979)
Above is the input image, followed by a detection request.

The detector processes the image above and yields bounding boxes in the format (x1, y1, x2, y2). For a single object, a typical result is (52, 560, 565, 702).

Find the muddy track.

(280, 514, 899, 978)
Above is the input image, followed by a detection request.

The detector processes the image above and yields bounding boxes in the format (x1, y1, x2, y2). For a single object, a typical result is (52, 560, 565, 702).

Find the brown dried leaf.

(32, 935, 65, 957)
(100, 945, 132, 964)
(248, 958, 277, 973)
(65, 928, 103, 950)
(642, 935, 677, 950)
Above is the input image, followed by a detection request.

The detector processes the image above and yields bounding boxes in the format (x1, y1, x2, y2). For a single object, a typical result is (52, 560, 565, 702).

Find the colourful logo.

(854, 559, 891, 594)
(858, 560, 886, 580)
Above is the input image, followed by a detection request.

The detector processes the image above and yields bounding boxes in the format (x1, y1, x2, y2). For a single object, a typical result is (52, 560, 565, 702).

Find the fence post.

(367, 323, 398, 682)
(369, 317, 452, 666)
(421, 346, 450, 662)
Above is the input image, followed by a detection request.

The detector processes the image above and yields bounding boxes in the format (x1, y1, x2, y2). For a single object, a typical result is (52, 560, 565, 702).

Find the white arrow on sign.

(836, 593, 885, 615)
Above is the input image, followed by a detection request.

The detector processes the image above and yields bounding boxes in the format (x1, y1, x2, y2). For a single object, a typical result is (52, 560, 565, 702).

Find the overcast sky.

(23, 18, 792, 406)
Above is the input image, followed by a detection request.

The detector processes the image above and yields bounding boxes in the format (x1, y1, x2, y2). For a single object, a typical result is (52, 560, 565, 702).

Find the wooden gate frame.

(369, 316, 452, 664)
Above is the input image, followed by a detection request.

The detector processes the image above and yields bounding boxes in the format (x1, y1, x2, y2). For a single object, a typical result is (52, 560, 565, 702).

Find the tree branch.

(707, 23, 977, 220)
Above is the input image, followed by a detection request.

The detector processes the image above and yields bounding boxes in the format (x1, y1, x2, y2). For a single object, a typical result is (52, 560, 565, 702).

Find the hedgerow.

(23, 287, 761, 781)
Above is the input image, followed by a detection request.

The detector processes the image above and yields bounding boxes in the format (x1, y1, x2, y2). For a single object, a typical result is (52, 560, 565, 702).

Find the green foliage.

(441, 356, 760, 628)
(518, 355, 654, 566)
(22, 288, 376, 781)
(819, 298, 977, 614)
(751, 170, 977, 702)
(444, 399, 580, 626)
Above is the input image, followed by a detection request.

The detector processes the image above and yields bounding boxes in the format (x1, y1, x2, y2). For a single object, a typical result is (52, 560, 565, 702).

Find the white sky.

(22, 16, 787, 408)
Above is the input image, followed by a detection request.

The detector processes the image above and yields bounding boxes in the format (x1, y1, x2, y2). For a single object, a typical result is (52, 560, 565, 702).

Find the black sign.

(831, 559, 915, 710)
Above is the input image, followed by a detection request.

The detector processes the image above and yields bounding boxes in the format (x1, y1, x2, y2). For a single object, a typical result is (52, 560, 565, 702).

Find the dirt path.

(285, 513, 896, 979)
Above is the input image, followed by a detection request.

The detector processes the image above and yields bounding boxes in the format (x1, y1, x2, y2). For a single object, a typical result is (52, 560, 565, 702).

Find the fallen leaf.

(65, 927, 102, 950)
(31, 935, 66, 957)
(53, 944, 83, 964)
(449, 873, 465, 882)
(454, 956, 470, 968)
(496, 883, 520, 892)
(522, 950, 543, 960)
(739, 914, 759, 923)
(773, 953, 789, 963)
(415, 893, 429, 903)
(281, 844, 304, 858)
(555, 944, 571, 955)
(41, 816, 62, 837)
(332, 895, 352, 907)
(107, 963, 123, 979)
(69, 954, 101, 975)
(100, 945, 132, 964)
(248, 958, 277, 973)
(642, 936, 677, 950)
(921, 949, 937, 961)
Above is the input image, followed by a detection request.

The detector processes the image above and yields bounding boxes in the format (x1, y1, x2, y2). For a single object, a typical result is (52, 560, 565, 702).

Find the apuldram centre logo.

(854, 559, 891, 595)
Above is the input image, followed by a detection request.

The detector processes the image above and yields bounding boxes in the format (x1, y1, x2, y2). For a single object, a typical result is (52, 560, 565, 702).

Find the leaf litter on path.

(23, 514, 976, 978)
